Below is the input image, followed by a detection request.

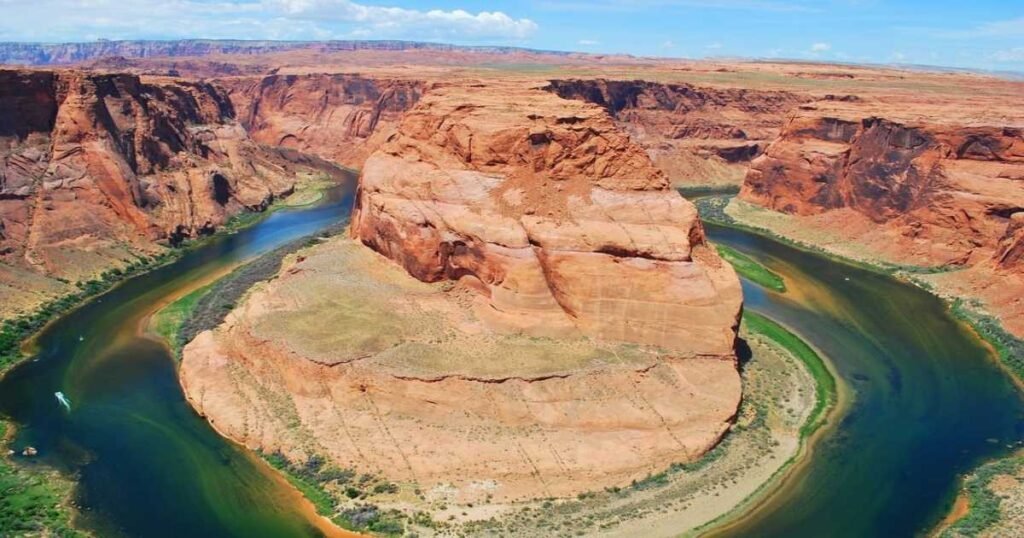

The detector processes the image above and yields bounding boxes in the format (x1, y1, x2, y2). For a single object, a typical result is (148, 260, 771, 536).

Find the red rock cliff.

(0, 69, 302, 284)
(351, 81, 743, 356)
(546, 79, 808, 186)
(219, 74, 424, 169)
(742, 108, 1024, 267)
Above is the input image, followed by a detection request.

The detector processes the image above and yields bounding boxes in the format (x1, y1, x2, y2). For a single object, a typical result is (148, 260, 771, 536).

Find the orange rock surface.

(351, 81, 743, 355)
(0, 69, 311, 315)
(180, 79, 744, 503)
(181, 238, 741, 503)
(547, 79, 807, 187)
(739, 97, 1024, 334)
(220, 74, 424, 169)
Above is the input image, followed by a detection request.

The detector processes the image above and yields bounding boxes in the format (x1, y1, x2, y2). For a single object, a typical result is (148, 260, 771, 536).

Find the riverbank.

(936, 452, 1024, 537)
(698, 194, 1024, 536)
(698, 195, 1024, 380)
(171, 221, 837, 537)
(693, 312, 844, 538)
(0, 248, 185, 538)
(0, 174, 344, 538)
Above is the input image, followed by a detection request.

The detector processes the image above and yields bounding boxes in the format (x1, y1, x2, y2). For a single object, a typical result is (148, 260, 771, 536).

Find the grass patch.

(951, 299, 1024, 383)
(1, 252, 180, 376)
(715, 244, 786, 292)
(694, 195, 947, 276)
(262, 451, 341, 518)
(215, 172, 335, 236)
(941, 455, 1023, 537)
(261, 451, 405, 536)
(176, 222, 346, 355)
(743, 311, 836, 437)
(150, 283, 214, 356)
(0, 421, 86, 537)
(677, 185, 741, 199)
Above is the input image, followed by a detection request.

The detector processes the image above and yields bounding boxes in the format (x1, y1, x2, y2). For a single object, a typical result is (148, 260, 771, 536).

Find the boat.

(55, 391, 71, 412)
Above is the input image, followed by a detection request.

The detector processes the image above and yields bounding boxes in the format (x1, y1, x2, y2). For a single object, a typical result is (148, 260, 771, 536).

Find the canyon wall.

(219, 74, 424, 170)
(736, 101, 1024, 336)
(546, 79, 807, 187)
(741, 108, 1024, 267)
(0, 69, 307, 316)
(351, 81, 743, 355)
(182, 80, 744, 503)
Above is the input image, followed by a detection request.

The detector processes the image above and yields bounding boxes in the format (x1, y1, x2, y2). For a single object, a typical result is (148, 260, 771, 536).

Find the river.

(704, 221, 1024, 537)
(0, 183, 1021, 537)
(0, 176, 358, 538)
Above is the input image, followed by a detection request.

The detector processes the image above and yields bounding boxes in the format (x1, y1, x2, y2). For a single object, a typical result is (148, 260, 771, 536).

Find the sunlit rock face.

(351, 81, 743, 356)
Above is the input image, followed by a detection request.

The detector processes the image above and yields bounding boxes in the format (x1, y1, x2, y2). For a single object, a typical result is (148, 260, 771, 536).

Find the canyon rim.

(0, 28, 1023, 538)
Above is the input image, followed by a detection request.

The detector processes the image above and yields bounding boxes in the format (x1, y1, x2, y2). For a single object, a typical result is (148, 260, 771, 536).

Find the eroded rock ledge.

(0, 69, 315, 316)
(351, 81, 743, 356)
(181, 81, 744, 503)
(546, 78, 808, 187)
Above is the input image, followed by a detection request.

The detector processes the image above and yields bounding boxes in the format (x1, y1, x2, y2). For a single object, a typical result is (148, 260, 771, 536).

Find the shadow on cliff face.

(736, 337, 754, 372)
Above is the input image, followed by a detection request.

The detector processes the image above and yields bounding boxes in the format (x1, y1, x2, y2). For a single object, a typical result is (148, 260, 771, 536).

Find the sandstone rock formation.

(547, 79, 807, 187)
(181, 80, 743, 503)
(352, 81, 743, 355)
(742, 107, 1024, 268)
(181, 239, 742, 503)
(0, 69, 308, 316)
(220, 74, 424, 170)
(736, 99, 1024, 335)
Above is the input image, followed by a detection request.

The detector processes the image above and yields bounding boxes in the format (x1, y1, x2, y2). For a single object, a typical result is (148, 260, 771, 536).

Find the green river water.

(0, 184, 1021, 537)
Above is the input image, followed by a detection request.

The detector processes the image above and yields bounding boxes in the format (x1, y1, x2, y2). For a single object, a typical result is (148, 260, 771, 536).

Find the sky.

(1, 0, 1023, 72)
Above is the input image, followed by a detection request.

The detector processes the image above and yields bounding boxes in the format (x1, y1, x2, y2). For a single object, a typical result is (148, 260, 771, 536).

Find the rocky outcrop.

(352, 81, 743, 355)
(996, 213, 1024, 271)
(181, 80, 744, 504)
(546, 79, 807, 187)
(0, 69, 307, 305)
(181, 238, 742, 504)
(741, 110, 1024, 267)
(219, 74, 424, 170)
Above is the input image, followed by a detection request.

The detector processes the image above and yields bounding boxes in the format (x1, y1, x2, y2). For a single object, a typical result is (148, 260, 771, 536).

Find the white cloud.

(0, 0, 538, 42)
(661, 40, 675, 49)
(267, 0, 538, 40)
(705, 42, 723, 50)
(810, 42, 831, 52)
(577, 39, 599, 46)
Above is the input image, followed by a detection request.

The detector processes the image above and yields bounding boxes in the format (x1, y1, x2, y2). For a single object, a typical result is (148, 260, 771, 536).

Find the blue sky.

(2, 0, 1023, 71)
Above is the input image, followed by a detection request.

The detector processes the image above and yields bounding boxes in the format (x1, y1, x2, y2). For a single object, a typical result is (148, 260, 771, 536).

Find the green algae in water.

(0, 180, 357, 538)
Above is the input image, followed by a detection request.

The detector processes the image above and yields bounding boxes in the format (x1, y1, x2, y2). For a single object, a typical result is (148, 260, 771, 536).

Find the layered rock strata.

(0, 69, 308, 315)
(182, 81, 744, 502)
(352, 82, 743, 355)
(220, 74, 424, 170)
(738, 101, 1024, 334)
(742, 107, 1024, 266)
(546, 79, 807, 187)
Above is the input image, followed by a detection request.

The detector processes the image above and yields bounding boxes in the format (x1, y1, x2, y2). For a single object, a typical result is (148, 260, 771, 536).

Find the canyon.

(180, 80, 744, 503)
(735, 97, 1024, 336)
(2, 41, 1024, 536)
(0, 68, 331, 319)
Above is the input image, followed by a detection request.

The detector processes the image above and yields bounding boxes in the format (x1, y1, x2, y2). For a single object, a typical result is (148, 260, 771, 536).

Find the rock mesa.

(182, 81, 744, 503)
(351, 81, 743, 355)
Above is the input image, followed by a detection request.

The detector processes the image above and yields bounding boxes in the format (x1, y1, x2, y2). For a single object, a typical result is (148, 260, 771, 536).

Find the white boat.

(55, 391, 71, 412)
